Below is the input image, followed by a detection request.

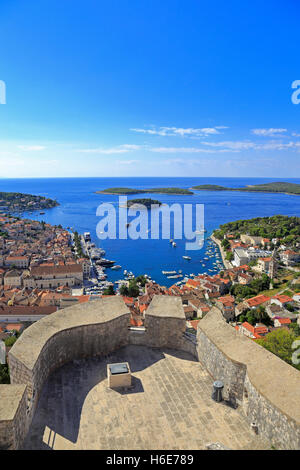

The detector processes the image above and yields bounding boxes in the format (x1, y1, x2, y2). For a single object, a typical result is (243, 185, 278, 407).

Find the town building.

(238, 321, 268, 339)
(24, 264, 83, 289)
(244, 294, 271, 309)
(4, 270, 23, 288)
(240, 234, 263, 246)
(280, 250, 300, 266)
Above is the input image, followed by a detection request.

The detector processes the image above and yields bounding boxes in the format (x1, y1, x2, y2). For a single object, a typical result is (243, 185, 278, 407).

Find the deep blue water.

(0, 177, 300, 286)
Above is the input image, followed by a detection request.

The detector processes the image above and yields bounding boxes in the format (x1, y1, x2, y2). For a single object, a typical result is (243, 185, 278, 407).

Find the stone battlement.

(196, 308, 300, 449)
(0, 296, 299, 449)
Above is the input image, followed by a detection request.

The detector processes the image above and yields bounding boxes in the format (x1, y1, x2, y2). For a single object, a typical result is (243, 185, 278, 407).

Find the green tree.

(289, 323, 300, 336)
(127, 281, 140, 298)
(256, 329, 297, 366)
(119, 285, 129, 296)
(135, 275, 147, 287)
(221, 239, 230, 250)
(103, 285, 115, 296)
(4, 335, 18, 347)
(0, 364, 10, 384)
(249, 259, 258, 267)
(286, 304, 295, 312)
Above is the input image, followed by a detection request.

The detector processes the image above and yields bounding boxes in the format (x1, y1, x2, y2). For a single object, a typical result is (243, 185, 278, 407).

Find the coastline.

(210, 233, 233, 270)
(190, 187, 300, 196)
(1, 176, 300, 287)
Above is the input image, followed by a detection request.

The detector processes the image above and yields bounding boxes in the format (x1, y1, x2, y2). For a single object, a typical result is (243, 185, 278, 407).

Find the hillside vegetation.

(0, 191, 59, 212)
(192, 181, 300, 195)
(96, 187, 193, 195)
(213, 215, 300, 245)
(96, 187, 142, 195)
(126, 198, 162, 208)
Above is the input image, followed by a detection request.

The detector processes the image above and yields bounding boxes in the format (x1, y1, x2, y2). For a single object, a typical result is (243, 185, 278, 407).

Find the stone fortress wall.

(196, 309, 300, 450)
(0, 295, 299, 449)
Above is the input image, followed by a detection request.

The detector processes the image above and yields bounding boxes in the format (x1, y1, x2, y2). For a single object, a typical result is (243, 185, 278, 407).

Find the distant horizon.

(0, 176, 300, 180)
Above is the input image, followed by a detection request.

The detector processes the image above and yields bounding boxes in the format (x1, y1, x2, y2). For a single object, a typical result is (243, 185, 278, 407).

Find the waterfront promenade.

(210, 234, 233, 270)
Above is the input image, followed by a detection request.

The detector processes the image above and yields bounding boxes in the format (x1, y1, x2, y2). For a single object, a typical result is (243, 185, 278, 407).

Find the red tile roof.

(31, 264, 82, 276)
(186, 279, 201, 288)
(218, 295, 235, 304)
(272, 294, 293, 304)
(139, 304, 147, 314)
(3, 323, 23, 331)
(122, 297, 135, 305)
(0, 305, 57, 316)
(189, 320, 200, 331)
(276, 318, 291, 325)
(241, 322, 268, 336)
(246, 294, 271, 307)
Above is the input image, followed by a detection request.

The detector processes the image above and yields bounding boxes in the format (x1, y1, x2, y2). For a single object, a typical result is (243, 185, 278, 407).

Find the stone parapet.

(8, 296, 130, 414)
(1, 297, 300, 449)
(0, 385, 27, 450)
(144, 295, 186, 349)
(197, 307, 300, 449)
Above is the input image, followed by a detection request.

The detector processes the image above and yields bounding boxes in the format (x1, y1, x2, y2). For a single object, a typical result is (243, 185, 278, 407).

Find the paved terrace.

(23, 345, 268, 450)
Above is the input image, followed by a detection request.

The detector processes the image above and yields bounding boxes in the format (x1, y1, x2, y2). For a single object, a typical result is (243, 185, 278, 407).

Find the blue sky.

(0, 0, 300, 177)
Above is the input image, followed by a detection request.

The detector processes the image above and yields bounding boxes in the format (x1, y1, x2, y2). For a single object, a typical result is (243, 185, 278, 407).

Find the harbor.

(72, 228, 225, 294)
(72, 231, 156, 295)
(11, 176, 300, 291)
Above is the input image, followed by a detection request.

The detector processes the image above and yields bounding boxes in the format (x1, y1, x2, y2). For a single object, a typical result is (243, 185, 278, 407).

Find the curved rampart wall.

(1, 297, 300, 450)
(8, 297, 130, 405)
(1, 295, 185, 449)
(197, 308, 300, 449)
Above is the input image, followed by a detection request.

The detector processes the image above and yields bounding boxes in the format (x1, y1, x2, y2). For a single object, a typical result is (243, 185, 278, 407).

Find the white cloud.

(118, 144, 141, 150)
(130, 126, 228, 137)
(200, 140, 255, 150)
(130, 128, 168, 136)
(251, 128, 287, 137)
(76, 144, 142, 154)
(201, 140, 300, 151)
(18, 145, 46, 151)
(162, 158, 218, 166)
(149, 146, 234, 154)
(116, 159, 139, 165)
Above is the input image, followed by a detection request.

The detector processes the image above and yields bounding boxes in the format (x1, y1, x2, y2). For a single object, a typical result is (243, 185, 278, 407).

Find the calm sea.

(1, 177, 300, 286)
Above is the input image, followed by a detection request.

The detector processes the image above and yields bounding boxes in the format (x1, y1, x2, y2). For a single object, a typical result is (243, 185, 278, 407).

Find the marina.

(77, 226, 225, 293)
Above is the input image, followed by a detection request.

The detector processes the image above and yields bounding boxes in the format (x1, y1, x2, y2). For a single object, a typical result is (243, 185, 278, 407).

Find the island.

(96, 187, 193, 195)
(96, 187, 143, 195)
(0, 191, 59, 213)
(191, 182, 300, 195)
(147, 187, 193, 195)
(126, 198, 162, 208)
(191, 184, 228, 191)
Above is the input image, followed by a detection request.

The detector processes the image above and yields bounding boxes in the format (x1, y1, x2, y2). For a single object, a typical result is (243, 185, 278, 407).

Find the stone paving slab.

(23, 345, 269, 450)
